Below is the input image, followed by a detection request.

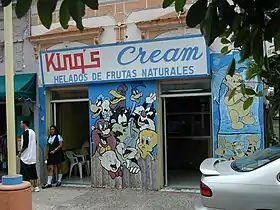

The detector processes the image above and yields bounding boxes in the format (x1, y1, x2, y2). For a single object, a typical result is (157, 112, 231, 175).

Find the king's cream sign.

(39, 35, 209, 86)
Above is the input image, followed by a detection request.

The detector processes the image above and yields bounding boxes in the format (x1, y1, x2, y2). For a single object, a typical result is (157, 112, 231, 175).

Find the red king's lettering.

(90, 51, 100, 68)
(45, 53, 55, 72)
(45, 50, 100, 73)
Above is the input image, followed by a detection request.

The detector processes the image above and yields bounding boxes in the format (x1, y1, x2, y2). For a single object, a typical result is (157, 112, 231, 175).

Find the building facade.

(30, 0, 265, 189)
(0, 7, 38, 179)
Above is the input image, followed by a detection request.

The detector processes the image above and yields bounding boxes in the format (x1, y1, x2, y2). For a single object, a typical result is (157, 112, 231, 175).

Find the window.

(231, 145, 280, 172)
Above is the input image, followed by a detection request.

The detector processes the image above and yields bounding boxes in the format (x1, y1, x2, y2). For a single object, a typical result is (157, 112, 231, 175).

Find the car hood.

(200, 158, 239, 176)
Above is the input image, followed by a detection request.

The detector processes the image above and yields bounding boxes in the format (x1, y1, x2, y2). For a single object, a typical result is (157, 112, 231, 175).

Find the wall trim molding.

(136, 16, 200, 39)
(29, 26, 104, 45)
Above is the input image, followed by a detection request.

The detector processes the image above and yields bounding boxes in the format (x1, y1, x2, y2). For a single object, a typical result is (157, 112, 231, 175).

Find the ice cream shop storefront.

(38, 35, 264, 190)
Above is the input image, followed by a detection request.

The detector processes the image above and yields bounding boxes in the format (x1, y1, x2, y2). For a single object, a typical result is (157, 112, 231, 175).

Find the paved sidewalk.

(32, 187, 199, 210)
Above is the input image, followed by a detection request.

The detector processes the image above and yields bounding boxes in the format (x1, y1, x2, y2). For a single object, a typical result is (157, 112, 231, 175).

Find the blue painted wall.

(38, 87, 47, 154)
(211, 53, 264, 159)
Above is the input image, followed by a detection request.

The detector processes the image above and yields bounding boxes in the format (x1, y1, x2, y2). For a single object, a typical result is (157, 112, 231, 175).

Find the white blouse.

(48, 135, 63, 144)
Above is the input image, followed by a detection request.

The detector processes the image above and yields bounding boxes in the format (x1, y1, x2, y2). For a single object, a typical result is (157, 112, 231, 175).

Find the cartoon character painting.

(211, 53, 264, 160)
(89, 81, 158, 179)
(111, 107, 131, 142)
(116, 143, 140, 174)
(224, 74, 255, 130)
(131, 82, 146, 103)
(109, 84, 128, 111)
(133, 93, 156, 131)
(245, 134, 259, 155)
(99, 150, 122, 179)
(130, 82, 146, 111)
(90, 95, 103, 118)
(101, 99, 112, 120)
(92, 118, 117, 155)
(137, 129, 157, 160)
(90, 95, 112, 121)
(215, 134, 260, 160)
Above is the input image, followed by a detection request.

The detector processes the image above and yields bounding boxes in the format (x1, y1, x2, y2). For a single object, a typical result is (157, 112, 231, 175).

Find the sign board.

(265, 40, 276, 58)
(39, 35, 210, 86)
(265, 40, 280, 58)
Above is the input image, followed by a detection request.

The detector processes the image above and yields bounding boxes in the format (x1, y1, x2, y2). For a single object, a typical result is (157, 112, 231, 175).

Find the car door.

(250, 160, 280, 209)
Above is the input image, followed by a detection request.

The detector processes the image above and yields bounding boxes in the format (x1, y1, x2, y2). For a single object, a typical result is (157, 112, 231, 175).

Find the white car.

(195, 145, 280, 210)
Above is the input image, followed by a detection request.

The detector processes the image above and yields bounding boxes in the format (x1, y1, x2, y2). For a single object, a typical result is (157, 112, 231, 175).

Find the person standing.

(18, 120, 40, 192)
(42, 125, 64, 189)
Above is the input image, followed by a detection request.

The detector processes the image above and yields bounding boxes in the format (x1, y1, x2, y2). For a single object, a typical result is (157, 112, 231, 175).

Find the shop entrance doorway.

(51, 88, 90, 186)
(161, 80, 211, 189)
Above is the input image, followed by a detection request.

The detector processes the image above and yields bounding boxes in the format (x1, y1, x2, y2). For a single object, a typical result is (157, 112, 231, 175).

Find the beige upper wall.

(30, 0, 166, 26)
(29, 0, 186, 47)
(29, 0, 195, 44)
(29, 0, 224, 58)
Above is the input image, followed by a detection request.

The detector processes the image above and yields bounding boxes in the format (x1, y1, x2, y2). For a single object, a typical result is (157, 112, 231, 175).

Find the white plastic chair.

(77, 143, 91, 176)
(65, 151, 89, 179)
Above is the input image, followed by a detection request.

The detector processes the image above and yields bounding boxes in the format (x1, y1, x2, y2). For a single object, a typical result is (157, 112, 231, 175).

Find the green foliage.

(264, 55, 280, 116)
(185, 0, 207, 27)
(163, 0, 280, 143)
(226, 58, 235, 76)
(246, 57, 280, 142)
(59, 0, 70, 29)
(175, 0, 186, 12)
(234, 27, 249, 48)
(243, 97, 254, 110)
(275, 32, 280, 50)
(162, 0, 280, 65)
(37, 0, 57, 29)
(82, 0, 98, 10)
(221, 38, 230, 44)
(69, 0, 85, 30)
(1, 0, 98, 30)
(244, 88, 256, 96)
(162, 0, 174, 9)
(15, 0, 33, 18)
(200, 2, 225, 46)
(228, 88, 236, 101)
(1, 0, 11, 6)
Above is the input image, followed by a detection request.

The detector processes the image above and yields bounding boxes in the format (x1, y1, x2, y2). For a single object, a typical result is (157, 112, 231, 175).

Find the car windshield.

(231, 145, 280, 172)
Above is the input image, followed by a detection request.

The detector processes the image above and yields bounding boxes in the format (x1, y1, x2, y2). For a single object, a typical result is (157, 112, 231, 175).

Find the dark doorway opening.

(163, 96, 211, 189)
(54, 101, 91, 185)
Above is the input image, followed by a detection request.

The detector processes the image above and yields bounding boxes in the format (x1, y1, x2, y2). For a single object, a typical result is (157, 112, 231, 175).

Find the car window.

(231, 145, 280, 172)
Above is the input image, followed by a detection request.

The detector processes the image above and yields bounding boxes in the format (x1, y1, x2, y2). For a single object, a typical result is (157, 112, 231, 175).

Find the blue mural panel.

(88, 81, 157, 180)
(211, 53, 264, 160)
(38, 87, 47, 152)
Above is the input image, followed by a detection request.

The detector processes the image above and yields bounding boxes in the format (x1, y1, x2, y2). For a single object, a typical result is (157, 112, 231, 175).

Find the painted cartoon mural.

(215, 134, 260, 160)
(223, 74, 256, 130)
(88, 81, 158, 184)
(211, 53, 264, 160)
